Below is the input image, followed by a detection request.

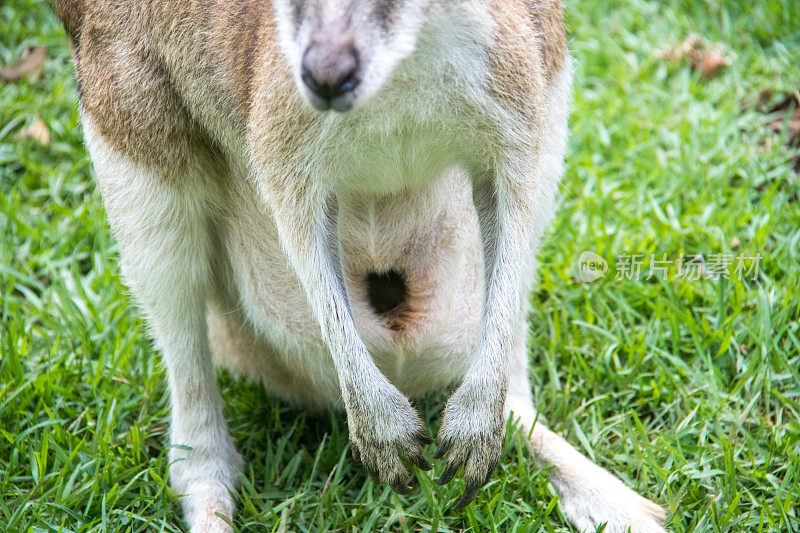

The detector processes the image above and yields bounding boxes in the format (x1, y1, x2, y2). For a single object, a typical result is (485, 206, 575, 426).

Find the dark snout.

(301, 40, 360, 111)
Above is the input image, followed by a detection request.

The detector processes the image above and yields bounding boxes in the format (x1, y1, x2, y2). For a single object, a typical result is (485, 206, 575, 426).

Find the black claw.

(452, 484, 480, 510)
(406, 475, 417, 488)
(416, 432, 435, 445)
(411, 454, 434, 471)
(437, 463, 459, 485)
(433, 442, 449, 460)
(392, 484, 413, 495)
(363, 464, 380, 484)
(391, 479, 414, 495)
(483, 461, 499, 486)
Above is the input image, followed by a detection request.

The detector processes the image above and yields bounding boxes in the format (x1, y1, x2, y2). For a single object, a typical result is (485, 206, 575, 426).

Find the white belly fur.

(208, 163, 483, 408)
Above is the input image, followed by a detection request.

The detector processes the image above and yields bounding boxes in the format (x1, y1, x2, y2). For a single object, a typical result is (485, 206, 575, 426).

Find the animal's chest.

(336, 122, 467, 195)
(305, 59, 500, 196)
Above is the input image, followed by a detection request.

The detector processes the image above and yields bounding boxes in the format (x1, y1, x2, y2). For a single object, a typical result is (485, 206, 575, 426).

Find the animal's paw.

(347, 386, 433, 494)
(556, 460, 667, 533)
(170, 436, 243, 533)
(435, 381, 506, 509)
(182, 480, 237, 533)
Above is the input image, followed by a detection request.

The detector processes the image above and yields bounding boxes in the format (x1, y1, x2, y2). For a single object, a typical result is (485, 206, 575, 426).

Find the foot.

(170, 437, 243, 532)
(181, 480, 237, 533)
(553, 458, 667, 532)
(435, 378, 506, 509)
(345, 382, 433, 493)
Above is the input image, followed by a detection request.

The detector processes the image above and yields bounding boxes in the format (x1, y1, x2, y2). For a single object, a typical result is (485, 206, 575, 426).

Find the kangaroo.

(53, 0, 667, 531)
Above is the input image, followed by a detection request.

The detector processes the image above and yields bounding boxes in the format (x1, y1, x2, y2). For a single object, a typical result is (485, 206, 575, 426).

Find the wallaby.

(53, 0, 668, 531)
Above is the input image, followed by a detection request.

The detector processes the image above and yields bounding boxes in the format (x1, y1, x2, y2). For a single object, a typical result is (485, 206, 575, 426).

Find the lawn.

(1, 0, 799, 531)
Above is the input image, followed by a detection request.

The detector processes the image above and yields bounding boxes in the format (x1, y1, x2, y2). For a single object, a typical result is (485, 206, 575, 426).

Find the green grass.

(1, 0, 799, 531)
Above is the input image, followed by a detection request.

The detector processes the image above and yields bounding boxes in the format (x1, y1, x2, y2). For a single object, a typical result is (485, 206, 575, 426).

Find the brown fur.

(485, 0, 566, 122)
(528, 0, 568, 82)
(67, 1, 270, 168)
(66, 0, 565, 167)
(53, 0, 84, 49)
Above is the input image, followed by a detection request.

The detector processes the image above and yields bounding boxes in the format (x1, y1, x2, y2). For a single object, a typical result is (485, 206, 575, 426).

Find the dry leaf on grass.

(0, 46, 47, 82)
(763, 92, 800, 144)
(657, 35, 733, 79)
(15, 117, 51, 146)
(766, 107, 800, 142)
(757, 90, 800, 174)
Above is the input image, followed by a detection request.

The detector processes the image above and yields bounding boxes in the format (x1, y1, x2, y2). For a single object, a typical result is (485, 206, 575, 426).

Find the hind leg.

(85, 119, 241, 533)
(505, 320, 667, 533)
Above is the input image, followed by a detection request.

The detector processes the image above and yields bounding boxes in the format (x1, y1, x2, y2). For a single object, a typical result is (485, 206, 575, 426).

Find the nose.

(301, 40, 360, 103)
